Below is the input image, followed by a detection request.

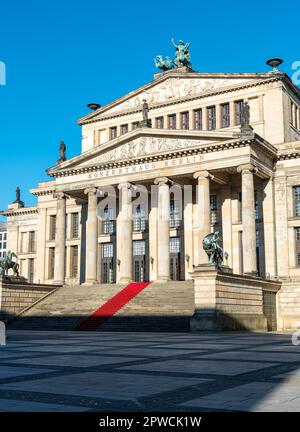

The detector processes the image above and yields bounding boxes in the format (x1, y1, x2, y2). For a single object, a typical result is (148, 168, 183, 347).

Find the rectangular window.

(294, 186, 300, 216)
(0, 234, 2, 241)
(120, 124, 128, 135)
(48, 248, 55, 279)
(193, 109, 202, 130)
(133, 240, 146, 256)
(109, 126, 117, 140)
(155, 116, 164, 129)
(49, 215, 56, 241)
(133, 204, 147, 232)
(255, 190, 259, 220)
(132, 121, 139, 130)
(221, 103, 230, 128)
(102, 243, 114, 258)
(71, 213, 79, 239)
(3, 233, 6, 241)
(295, 227, 300, 267)
(28, 259, 34, 283)
(180, 112, 189, 130)
(20, 232, 26, 253)
(70, 245, 79, 278)
(210, 195, 218, 224)
(102, 207, 115, 234)
(238, 191, 242, 222)
(28, 231, 36, 253)
(235, 100, 244, 125)
(170, 237, 180, 253)
(170, 200, 181, 228)
(207, 106, 216, 130)
(168, 114, 176, 129)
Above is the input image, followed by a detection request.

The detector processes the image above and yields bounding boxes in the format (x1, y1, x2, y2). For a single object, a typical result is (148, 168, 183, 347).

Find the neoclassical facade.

(3, 63, 300, 329)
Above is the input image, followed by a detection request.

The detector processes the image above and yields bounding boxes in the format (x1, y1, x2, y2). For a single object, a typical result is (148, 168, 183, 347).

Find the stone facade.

(2, 66, 300, 330)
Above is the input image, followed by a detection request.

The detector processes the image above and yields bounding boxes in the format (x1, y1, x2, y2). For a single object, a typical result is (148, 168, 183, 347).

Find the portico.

(44, 129, 276, 286)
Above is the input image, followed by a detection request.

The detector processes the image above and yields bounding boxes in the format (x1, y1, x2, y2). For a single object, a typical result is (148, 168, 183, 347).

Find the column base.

(118, 278, 133, 284)
(82, 280, 99, 286)
(155, 278, 170, 283)
(53, 280, 64, 286)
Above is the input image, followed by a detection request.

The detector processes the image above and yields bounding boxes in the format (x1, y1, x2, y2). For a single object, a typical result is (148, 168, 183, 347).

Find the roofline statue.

(154, 39, 192, 71)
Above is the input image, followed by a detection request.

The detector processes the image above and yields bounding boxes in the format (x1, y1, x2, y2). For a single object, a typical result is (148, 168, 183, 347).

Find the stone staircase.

(8, 281, 195, 332)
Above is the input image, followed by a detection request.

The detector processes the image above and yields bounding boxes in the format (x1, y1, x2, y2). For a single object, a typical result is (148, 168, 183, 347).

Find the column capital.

(237, 163, 258, 175)
(154, 176, 172, 186)
(53, 191, 67, 200)
(84, 187, 97, 196)
(193, 170, 213, 180)
(118, 181, 133, 191)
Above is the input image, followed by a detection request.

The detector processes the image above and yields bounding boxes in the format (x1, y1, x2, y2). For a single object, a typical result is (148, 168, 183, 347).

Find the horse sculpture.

(0, 251, 19, 277)
(202, 232, 224, 266)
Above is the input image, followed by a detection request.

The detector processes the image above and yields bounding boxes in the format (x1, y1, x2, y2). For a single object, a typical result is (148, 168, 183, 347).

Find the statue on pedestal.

(12, 187, 24, 207)
(0, 251, 19, 278)
(202, 232, 224, 266)
(57, 140, 66, 164)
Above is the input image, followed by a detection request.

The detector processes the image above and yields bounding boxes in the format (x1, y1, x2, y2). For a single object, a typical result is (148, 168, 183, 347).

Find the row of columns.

(53, 164, 259, 285)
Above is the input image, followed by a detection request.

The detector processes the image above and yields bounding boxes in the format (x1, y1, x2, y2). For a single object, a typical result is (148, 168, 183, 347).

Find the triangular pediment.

(78, 71, 277, 124)
(47, 129, 238, 176)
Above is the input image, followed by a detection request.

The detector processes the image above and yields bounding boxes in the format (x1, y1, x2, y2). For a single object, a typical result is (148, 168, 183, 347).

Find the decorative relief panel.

(80, 136, 209, 166)
(107, 77, 253, 113)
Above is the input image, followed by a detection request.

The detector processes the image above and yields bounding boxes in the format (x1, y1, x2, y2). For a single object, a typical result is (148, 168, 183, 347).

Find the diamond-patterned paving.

(0, 330, 299, 411)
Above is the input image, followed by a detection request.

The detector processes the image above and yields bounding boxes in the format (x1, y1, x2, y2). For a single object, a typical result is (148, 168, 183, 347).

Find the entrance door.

(133, 240, 147, 282)
(101, 243, 115, 283)
(170, 237, 181, 281)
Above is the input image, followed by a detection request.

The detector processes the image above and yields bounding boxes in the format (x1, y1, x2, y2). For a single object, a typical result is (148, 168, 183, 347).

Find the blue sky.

(0, 0, 298, 217)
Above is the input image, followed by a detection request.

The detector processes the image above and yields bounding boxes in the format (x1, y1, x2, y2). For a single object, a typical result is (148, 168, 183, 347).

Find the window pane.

(210, 195, 218, 224)
(102, 243, 114, 258)
(207, 106, 216, 130)
(235, 100, 244, 125)
(181, 112, 189, 129)
(133, 240, 145, 256)
(168, 114, 176, 129)
(294, 186, 300, 216)
(156, 117, 164, 128)
(170, 237, 180, 253)
(221, 103, 230, 128)
(121, 124, 128, 135)
(72, 213, 79, 238)
(193, 109, 202, 130)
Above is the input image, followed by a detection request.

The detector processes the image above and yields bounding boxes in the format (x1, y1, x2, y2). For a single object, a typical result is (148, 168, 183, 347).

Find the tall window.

(120, 124, 128, 135)
(20, 232, 26, 253)
(294, 186, 300, 216)
(49, 215, 56, 240)
(207, 106, 216, 130)
(133, 204, 146, 232)
(254, 190, 259, 220)
(168, 114, 176, 129)
(28, 231, 36, 253)
(221, 103, 230, 128)
(70, 246, 79, 278)
(170, 237, 180, 253)
(156, 117, 164, 128)
(71, 213, 79, 239)
(48, 248, 55, 279)
(235, 100, 244, 125)
(295, 228, 300, 267)
(210, 195, 218, 224)
(109, 126, 117, 140)
(133, 240, 146, 256)
(193, 109, 202, 130)
(132, 121, 139, 130)
(28, 259, 34, 283)
(170, 200, 181, 228)
(102, 242, 114, 258)
(181, 112, 189, 129)
(102, 207, 115, 234)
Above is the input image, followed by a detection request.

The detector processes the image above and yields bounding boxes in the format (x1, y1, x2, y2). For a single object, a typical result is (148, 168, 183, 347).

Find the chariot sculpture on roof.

(154, 39, 192, 71)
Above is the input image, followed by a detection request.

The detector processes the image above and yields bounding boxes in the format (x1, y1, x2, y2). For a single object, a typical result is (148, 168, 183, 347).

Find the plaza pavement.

(0, 330, 299, 411)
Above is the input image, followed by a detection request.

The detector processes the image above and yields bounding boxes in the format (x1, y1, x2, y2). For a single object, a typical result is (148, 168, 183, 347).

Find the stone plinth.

(190, 264, 281, 331)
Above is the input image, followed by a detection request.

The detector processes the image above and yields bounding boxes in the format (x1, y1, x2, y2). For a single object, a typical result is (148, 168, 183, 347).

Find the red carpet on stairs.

(74, 282, 151, 331)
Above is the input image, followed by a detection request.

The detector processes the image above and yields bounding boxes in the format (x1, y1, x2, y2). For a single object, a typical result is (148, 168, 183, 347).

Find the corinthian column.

(237, 163, 257, 274)
(194, 171, 211, 264)
(53, 192, 67, 285)
(84, 187, 98, 284)
(154, 177, 171, 282)
(117, 182, 133, 283)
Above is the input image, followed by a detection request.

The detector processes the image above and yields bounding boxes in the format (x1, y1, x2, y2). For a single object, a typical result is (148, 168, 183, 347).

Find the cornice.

(277, 151, 300, 161)
(30, 188, 55, 197)
(0, 207, 39, 217)
(49, 135, 275, 179)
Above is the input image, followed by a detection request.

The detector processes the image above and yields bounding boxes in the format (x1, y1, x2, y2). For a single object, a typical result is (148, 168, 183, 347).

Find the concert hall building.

(2, 58, 300, 330)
